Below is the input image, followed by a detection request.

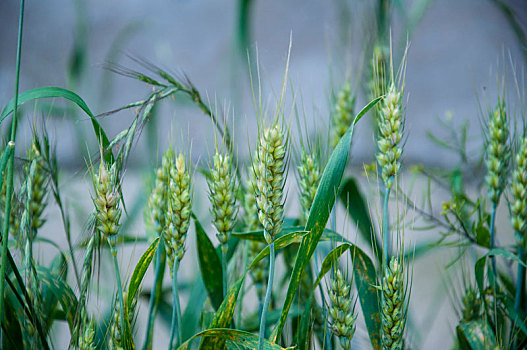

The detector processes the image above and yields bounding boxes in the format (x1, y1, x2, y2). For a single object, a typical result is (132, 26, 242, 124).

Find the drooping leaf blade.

(0, 86, 113, 163)
(339, 176, 381, 262)
(182, 328, 286, 350)
(127, 237, 159, 310)
(195, 215, 224, 311)
(270, 97, 381, 342)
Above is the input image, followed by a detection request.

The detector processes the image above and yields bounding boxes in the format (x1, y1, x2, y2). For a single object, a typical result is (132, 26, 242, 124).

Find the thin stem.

(515, 246, 525, 312)
(383, 185, 392, 262)
(110, 244, 126, 349)
(0, 0, 25, 330)
(258, 241, 275, 350)
(169, 259, 182, 350)
(236, 240, 248, 324)
(143, 239, 166, 350)
(490, 202, 498, 275)
(222, 245, 228, 298)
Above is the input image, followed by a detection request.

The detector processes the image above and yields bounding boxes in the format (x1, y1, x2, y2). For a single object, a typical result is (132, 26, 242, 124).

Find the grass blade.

(339, 176, 381, 262)
(270, 96, 381, 342)
(195, 215, 224, 311)
(0, 86, 113, 163)
(182, 328, 286, 350)
(127, 237, 159, 310)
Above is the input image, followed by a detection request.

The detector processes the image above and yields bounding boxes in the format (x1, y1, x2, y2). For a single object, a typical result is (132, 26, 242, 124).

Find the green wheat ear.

(92, 160, 121, 243)
(147, 148, 173, 240)
(255, 124, 287, 244)
(485, 101, 510, 204)
(460, 287, 482, 323)
(297, 149, 321, 224)
(245, 154, 268, 302)
(23, 137, 48, 234)
(512, 137, 527, 246)
(328, 269, 357, 350)
(376, 82, 403, 190)
(208, 152, 238, 252)
(331, 82, 355, 149)
(164, 151, 192, 273)
(381, 257, 406, 350)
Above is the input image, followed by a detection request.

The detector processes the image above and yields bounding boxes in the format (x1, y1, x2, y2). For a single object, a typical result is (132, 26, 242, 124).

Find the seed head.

(460, 287, 481, 323)
(376, 83, 403, 189)
(485, 102, 510, 204)
(148, 149, 173, 238)
(328, 269, 356, 349)
(331, 83, 355, 149)
(108, 292, 137, 350)
(381, 257, 406, 350)
(511, 137, 527, 246)
(165, 152, 192, 271)
(297, 150, 320, 224)
(255, 124, 287, 243)
(92, 161, 121, 242)
(208, 152, 238, 251)
(24, 138, 48, 232)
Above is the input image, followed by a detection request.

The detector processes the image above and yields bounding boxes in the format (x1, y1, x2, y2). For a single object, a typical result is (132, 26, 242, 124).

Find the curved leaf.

(456, 319, 497, 350)
(36, 266, 78, 333)
(339, 177, 381, 262)
(475, 248, 527, 294)
(182, 328, 286, 350)
(0, 86, 112, 163)
(195, 216, 224, 311)
(127, 237, 159, 310)
(270, 97, 381, 342)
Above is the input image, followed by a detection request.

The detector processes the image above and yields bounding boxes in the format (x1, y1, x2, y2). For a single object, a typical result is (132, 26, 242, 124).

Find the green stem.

(490, 202, 498, 274)
(143, 238, 166, 350)
(222, 245, 228, 298)
(110, 244, 126, 349)
(169, 259, 182, 349)
(236, 240, 248, 324)
(258, 241, 275, 350)
(0, 0, 25, 330)
(515, 246, 525, 310)
(382, 185, 391, 263)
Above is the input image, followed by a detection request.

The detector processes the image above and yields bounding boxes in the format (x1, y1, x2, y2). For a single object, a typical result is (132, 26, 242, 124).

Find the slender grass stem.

(222, 245, 228, 298)
(110, 244, 126, 348)
(258, 240, 275, 350)
(382, 185, 391, 262)
(515, 246, 525, 312)
(490, 202, 498, 274)
(169, 259, 182, 350)
(143, 239, 166, 350)
(0, 0, 25, 331)
(236, 240, 248, 324)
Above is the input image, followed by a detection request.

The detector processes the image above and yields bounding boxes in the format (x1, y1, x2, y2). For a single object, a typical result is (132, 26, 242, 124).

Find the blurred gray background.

(1, 0, 526, 168)
(1, 0, 527, 349)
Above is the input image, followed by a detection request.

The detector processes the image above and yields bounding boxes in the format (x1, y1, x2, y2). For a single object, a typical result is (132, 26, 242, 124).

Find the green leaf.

(475, 248, 527, 294)
(339, 177, 381, 262)
(312, 238, 381, 349)
(0, 86, 113, 163)
(350, 244, 381, 349)
(181, 277, 208, 342)
(456, 319, 497, 350)
(270, 96, 381, 342)
(200, 278, 244, 349)
(35, 266, 78, 333)
(198, 230, 309, 349)
(181, 328, 286, 350)
(195, 216, 224, 311)
(127, 237, 159, 310)
(41, 253, 68, 330)
(0, 142, 14, 192)
(312, 243, 352, 289)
